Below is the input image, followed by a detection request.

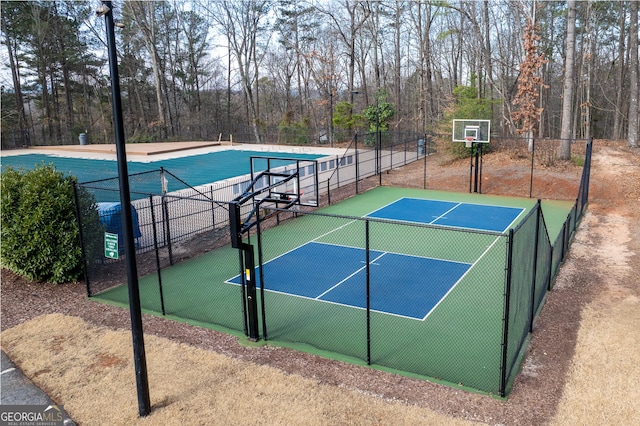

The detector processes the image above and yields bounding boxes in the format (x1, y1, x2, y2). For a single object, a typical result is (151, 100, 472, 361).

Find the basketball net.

(464, 137, 474, 148)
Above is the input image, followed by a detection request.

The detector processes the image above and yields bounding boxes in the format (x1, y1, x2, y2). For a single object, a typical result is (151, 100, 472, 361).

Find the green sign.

(104, 232, 119, 259)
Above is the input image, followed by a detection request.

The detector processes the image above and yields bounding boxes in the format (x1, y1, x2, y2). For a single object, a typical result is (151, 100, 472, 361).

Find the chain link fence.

(74, 136, 592, 396)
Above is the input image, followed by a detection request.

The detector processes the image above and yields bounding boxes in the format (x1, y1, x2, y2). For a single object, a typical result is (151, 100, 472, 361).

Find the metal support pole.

(100, 1, 150, 416)
(243, 246, 260, 341)
(529, 138, 535, 198)
(376, 97, 381, 186)
(423, 134, 427, 190)
(500, 229, 515, 397)
(355, 133, 359, 194)
(149, 195, 165, 316)
(365, 220, 371, 365)
(474, 143, 480, 193)
(329, 90, 334, 147)
(256, 210, 268, 340)
(529, 201, 542, 329)
(469, 146, 473, 193)
(479, 143, 484, 194)
(73, 183, 91, 298)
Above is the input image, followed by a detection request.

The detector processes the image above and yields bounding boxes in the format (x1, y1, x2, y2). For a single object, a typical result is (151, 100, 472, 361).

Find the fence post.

(500, 229, 515, 397)
(355, 134, 360, 194)
(161, 194, 174, 265)
(404, 137, 407, 165)
(561, 215, 569, 261)
(149, 195, 166, 315)
(530, 201, 541, 331)
(583, 138, 593, 211)
(210, 186, 216, 230)
(73, 182, 92, 297)
(529, 138, 535, 198)
(378, 131, 382, 186)
(256, 209, 268, 340)
(423, 135, 428, 189)
(365, 220, 371, 365)
(547, 246, 554, 291)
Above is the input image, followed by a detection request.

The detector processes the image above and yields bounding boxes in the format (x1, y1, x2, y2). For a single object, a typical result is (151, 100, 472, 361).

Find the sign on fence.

(104, 232, 118, 259)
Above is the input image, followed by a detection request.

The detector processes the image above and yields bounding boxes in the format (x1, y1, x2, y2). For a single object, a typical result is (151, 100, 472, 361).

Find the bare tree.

(559, 0, 577, 159)
(579, 0, 593, 140)
(511, 13, 547, 151)
(628, 0, 638, 148)
(126, 1, 167, 138)
(318, 1, 371, 99)
(409, 1, 436, 130)
(613, 1, 626, 140)
(1, 3, 29, 146)
(208, 0, 271, 144)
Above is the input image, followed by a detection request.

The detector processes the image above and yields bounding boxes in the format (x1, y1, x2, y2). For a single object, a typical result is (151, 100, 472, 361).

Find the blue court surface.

(366, 197, 525, 233)
(227, 197, 525, 319)
(227, 241, 472, 320)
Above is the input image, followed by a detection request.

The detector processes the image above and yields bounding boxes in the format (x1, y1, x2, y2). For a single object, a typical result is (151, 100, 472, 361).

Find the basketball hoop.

(464, 136, 475, 148)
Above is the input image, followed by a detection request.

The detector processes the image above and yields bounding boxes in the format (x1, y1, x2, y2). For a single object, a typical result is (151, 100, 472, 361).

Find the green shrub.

(570, 155, 585, 167)
(1, 164, 102, 284)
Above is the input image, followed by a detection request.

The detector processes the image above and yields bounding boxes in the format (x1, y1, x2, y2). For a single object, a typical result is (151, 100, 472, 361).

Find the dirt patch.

(2, 140, 640, 425)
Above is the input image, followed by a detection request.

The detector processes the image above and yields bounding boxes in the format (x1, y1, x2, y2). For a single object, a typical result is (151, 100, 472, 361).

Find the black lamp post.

(98, 1, 151, 416)
(329, 89, 334, 147)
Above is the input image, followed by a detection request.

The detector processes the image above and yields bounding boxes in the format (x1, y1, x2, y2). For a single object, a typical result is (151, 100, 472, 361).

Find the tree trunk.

(613, 1, 626, 140)
(394, 1, 401, 129)
(2, 13, 29, 146)
(628, 0, 639, 147)
(483, 1, 493, 112)
(128, 2, 166, 134)
(559, 0, 576, 160)
(581, 1, 593, 140)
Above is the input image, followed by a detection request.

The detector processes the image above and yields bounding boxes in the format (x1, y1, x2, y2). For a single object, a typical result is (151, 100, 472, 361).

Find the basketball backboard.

(452, 119, 491, 144)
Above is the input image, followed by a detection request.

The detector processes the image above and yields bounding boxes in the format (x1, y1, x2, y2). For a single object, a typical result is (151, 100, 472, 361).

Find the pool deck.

(17, 141, 224, 156)
(1, 142, 345, 162)
(2, 141, 225, 156)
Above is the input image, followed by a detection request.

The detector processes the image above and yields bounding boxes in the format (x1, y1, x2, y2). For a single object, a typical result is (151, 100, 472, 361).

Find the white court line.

(1, 368, 16, 375)
(315, 252, 387, 299)
(429, 202, 462, 224)
(502, 207, 528, 232)
(420, 235, 505, 321)
(311, 219, 358, 242)
(312, 240, 471, 266)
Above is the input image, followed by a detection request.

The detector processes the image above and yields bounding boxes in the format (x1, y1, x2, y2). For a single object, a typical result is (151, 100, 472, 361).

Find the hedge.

(1, 164, 102, 284)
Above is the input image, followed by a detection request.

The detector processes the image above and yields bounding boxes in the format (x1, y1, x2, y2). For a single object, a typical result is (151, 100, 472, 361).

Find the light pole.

(329, 89, 334, 147)
(98, 1, 151, 417)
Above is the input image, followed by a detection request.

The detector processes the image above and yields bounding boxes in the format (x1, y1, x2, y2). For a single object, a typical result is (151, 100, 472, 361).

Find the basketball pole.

(474, 142, 480, 193)
(99, 1, 151, 416)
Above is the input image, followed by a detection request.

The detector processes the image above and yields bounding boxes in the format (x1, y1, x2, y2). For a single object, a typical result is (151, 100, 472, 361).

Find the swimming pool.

(0, 150, 324, 187)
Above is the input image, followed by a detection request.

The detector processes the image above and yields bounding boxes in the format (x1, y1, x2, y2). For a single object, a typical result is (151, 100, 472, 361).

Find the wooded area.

(1, 0, 638, 150)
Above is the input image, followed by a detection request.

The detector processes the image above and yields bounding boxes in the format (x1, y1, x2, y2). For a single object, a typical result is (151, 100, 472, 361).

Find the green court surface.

(94, 186, 573, 395)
